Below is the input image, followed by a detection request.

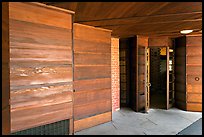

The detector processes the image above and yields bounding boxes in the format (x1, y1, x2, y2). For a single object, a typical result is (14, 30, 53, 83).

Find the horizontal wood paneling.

(186, 75, 202, 84)
(73, 23, 111, 132)
(10, 66, 73, 87)
(74, 78, 111, 92)
(185, 36, 202, 112)
(186, 103, 202, 112)
(187, 84, 202, 94)
(186, 46, 202, 56)
(11, 84, 73, 109)
(186, 36, 202, 46)
(9, 2, 72, 29)
(187, 93, 202, 103)
(11, 102, 73, 133)
(74, 89, 111, 120)
(186, 66, 202, 75)
(149, 37, 169, 47)
(74, 66, 111, 80)
(74, 89, 111, 106)
(74, 53, 111, 66)
(74, 39, 111, 53)
(9, 2, 73, 132)
(74, 111, 112, 132)
(74, 23, 111, 44)
(74, 100, 111, 120)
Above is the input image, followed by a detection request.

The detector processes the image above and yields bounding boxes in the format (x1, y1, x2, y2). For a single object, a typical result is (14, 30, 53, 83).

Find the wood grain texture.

(187, 93, 202, 103)
(148, 37, 169, 47)
(73, 23, 111, 132)
(74, 66, 111, 80)
(186, 103, 202, 112)
(74, 89, 111, 120)
(2, 2, 10, 135)
(9, 2, 74, 132)
(74, 111, 112, 132)
(11, 102, 73, 133)
(46, 2, 202, 37)
(175, 35, 202, 112)
(186, 36, 202, 112)
(9, 2, 72, 29)
(136, 36, 147, 112)
(74, 78, 111, 92)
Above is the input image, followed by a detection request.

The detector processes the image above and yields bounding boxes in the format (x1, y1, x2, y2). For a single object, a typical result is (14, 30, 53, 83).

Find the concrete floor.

(75, 107, 202, 135)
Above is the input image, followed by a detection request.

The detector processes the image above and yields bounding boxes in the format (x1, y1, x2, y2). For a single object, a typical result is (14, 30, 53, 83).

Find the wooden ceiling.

(43, 2, 202, 38)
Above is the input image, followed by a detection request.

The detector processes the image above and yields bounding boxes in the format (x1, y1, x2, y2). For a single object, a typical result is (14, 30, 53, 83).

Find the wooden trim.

(74, 111, 112, 132)
(30, 2, 75, 14)
(77, 11, 202, 23)
(74, 23, 112, 32)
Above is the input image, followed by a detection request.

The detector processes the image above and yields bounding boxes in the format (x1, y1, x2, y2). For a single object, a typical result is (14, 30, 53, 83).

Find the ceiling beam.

(77, 11, 202, 23)
(95, 18, 202, 27)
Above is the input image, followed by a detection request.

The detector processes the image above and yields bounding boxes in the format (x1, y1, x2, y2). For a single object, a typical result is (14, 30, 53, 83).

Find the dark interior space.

(119, 38, 131, 108)
(150, 47, 167, 109)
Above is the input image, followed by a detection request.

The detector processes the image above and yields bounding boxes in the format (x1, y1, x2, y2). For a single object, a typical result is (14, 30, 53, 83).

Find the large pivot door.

(136, 36, 148, 112)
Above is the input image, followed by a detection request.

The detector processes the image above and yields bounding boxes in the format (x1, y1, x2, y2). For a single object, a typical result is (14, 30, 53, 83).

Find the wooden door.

(166, 47, 170, 109)
(73, 23, 112, 132)
(146, 48, 150, 112)
(136, 36, 148, 112)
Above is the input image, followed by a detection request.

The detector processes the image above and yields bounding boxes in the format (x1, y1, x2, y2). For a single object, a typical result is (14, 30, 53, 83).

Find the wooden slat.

(74, 111, 112, 132)
(186, 103, 202, 112)
(187, 84, 202, 94)
(74, 99, 111, 120)
(186, 46, 202, 56)
(74, 39, 111, 53)
(74, 66, 111, 80)
(74, 89, 111, 106)
(74, 23, 111, 44)
(11, 102, 73, 133)
(149, 37, 169, 47)
(9, 2, 72, 29)
(9, 2, 74, 133)
(186, 36, 202, 46)
(187, 93, 202, 103)
(186, 66, 202, 76)
(2, 2, 10, 135)
(10, 66, 73, 87)
(187, 75, 202, 84)
(186, 56, 202, 65)
(11, 84, 73, 109)
(74, 78, 111, 92)
(74, 53, 111, 66)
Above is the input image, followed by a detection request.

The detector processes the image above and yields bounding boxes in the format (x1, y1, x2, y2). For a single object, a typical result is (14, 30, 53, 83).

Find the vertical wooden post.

(2, 2, 10, 135)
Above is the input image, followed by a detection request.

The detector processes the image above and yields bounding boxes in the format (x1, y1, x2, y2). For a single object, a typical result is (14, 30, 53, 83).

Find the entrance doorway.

(147, 46, 175, 110)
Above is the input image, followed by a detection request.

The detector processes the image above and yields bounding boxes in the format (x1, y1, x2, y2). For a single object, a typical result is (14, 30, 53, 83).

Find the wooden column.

(2, 2, 10, 135)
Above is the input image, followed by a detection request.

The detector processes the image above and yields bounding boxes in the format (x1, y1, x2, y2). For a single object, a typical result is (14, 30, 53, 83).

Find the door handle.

(146, 83, 151, 87)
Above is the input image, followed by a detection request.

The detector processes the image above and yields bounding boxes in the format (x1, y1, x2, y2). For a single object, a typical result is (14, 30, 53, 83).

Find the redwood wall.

(111, 38, 120, 112)
(9, 2, 74, 133)
(73, 23, 112, 132)
(175, 35, 202, 112)
(186, 35, 202, 112)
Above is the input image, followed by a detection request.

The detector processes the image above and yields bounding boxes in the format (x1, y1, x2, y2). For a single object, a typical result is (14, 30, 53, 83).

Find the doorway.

(147, 46, 175, 110)
(119, 38, 131, 108)
(149, 47, 167, 109)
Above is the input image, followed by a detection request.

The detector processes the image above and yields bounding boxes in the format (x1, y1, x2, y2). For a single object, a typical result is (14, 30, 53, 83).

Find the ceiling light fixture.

(180, 30, 193, 34)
